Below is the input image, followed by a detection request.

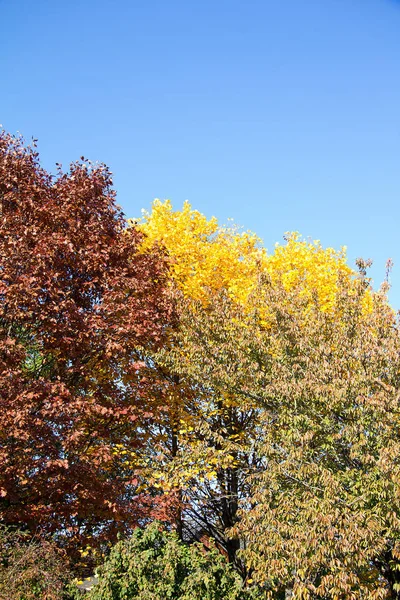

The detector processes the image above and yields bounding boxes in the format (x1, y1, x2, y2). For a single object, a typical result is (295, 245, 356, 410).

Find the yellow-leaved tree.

(126, 199, 374, 577)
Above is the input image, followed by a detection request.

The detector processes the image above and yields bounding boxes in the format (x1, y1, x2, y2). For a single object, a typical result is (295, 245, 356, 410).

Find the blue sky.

(2, 0, 400, 306)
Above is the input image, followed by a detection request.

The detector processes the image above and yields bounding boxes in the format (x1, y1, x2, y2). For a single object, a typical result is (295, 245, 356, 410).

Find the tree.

(166, 253, 400, 598)
(232, 272, 400, 599)
(134, 200, 361, 574)
(0, 131, 174, 557)
(88, 521, 247, 600)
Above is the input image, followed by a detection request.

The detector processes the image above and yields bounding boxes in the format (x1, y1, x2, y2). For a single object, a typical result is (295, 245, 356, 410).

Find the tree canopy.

(1, 132, 399, 599)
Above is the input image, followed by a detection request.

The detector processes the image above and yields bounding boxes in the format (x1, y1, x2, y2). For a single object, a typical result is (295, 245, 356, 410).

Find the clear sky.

(2, 0, 400, 306)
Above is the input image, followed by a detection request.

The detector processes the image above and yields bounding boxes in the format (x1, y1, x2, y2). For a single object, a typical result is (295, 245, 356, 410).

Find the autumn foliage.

(0, 526, 74, 600)
(1, 131, 400, 599)
(0, 131, 174, 555)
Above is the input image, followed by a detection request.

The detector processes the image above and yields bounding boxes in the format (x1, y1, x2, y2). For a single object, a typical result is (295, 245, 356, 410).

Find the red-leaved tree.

(0, 130, 174, 558)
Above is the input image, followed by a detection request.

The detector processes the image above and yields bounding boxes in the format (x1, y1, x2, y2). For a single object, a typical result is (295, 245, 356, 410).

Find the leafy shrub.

(0, 525, 76, 600)
(88, 521, 253, 600)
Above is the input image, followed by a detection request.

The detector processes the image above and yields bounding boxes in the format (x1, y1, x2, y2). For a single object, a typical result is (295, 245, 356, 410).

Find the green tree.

(88, 521, 250, 600)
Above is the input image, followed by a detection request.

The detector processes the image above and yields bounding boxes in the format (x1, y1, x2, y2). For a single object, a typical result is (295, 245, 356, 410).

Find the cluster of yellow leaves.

(133, 199, 263, 305)
(267, 233, 352, 313)
(134, 199, 369, 316)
